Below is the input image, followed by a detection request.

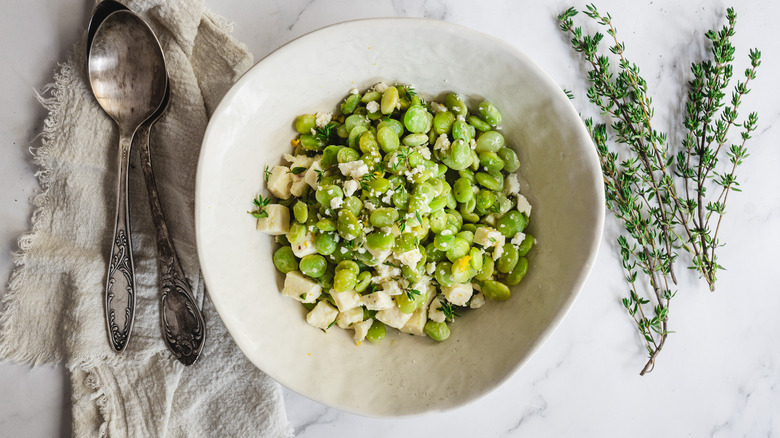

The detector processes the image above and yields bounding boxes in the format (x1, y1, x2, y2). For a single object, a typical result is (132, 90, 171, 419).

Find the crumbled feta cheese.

(442, 283, 473, 307)
(440, 229, 453, 236)
(417, 146, 431, 160)
(366, 101, 380, 113)
(304, 159, 322, 190)
(356, 247, 366, 254)
(352, 318, 373, 344)
(381, 280, 403, 296)
(373, 82, 389, 93)
(339, 247, 347, 254)
(404, 165, 426, 183)
(371, 263, 402, 284)
(283, 154, 315, 168)
(396, 248, 423, 268)
(428, 295, 446, 323)
(474, 227, 504, 248)
(493, 242, 504, 261)
(342, 179, 359, 197)
(380, 192, 392, 204)
(306, 301, 338, 330)
(469, 138, 477, 150)
(470, 293, 486, 309)
(472, 185, 479, 194)
(456, 114, 465, 122)
(429, 102, 447, 113)
(426, 263, 436, 275)
(349, 87, 359, 95)
(315, 112, 332, 128)
(338, 160, 369, 180)
(517, 194, 532, 217)
(367, 247, 392, 263)
(511, 232, 527, 246)
(362, 292, 394, 311)
(330, 197, 344, 209)
(504, 174, 520, 196)
(434, 134, 451, 151)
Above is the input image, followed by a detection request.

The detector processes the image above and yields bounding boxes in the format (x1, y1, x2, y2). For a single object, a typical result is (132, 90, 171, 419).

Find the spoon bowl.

(88, 9, 168, 352)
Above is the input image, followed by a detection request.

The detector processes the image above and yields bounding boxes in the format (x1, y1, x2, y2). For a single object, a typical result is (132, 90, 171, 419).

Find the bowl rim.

(195, 16, 605, 417)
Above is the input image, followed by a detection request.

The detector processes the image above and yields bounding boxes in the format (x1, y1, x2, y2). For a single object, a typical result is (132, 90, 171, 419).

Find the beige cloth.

(0, 0, 292, 436)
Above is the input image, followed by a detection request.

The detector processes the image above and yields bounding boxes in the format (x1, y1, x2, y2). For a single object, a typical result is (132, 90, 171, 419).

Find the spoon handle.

(137, 124, 206, 365)
(105, 133, 137, 352)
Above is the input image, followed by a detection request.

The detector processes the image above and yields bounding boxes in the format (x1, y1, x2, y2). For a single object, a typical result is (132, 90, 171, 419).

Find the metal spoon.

(88, 9, 167, 352)
(88, 2, 206, 364)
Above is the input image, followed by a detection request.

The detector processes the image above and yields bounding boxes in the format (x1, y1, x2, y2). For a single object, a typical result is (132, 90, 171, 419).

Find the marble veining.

(2, 0, 780, 436)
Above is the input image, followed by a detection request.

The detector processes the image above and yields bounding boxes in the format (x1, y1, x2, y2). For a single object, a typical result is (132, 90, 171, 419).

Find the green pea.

(458, 169, 475, 182)
(444, 93, 468, 116)
(426, 243, 446, 263)
(366, 320, 386, 343)
(482, 280, 511, 301)
(366, 177, 390, 194)
(358, 131, 380, 155)
(517, 233, 534, 256)
(370, 208, 399, 227)
(377, 118, 404, 137)
(337, 210, 360, 240)
(376, 126, 400, 153)
(299, 254, 327, 278)
(475, 131, 505, 153)
(446, 237, 471, 262)
(394, 233, 418, 253)
(475, 190, 496, 211)
(457, 230, 474, 246)
(445, 139, 473, 170)
(341, 94, 360, 115)
(315, 233, 337, 255)
(315, 184, 343, 207)
(475, 172, 501, 191)
(494, 192, 513, 215)
(397, 289, 426, 314)
(497, 243, 519, 274)
(424, 320, 451, 341)
(380, 86, 399, 114)
(445, 191, 457, 210)
(467, 115, 492, 132)
(469, 247, 483, 271)
(435, 261, 455, 286)
(287, 223, 307, 244)
(404, 105, 429, 134)
(352, 271, 371, 293)
(497, 147, 520, 173)
(273, 246, 298, 273)
(433, 233, 455, 251)
(453, 177, 474, 203)
(293, 201, 308, 223)
(506, 257, 528, 286)
(366, 231, 395, 252)
(316, 218, 336, 232)
(433, 111, 455, 135)
(336, 260, 359, 275)
(460, 196, 476, 214)
(347, 125, 368, 149)
(461, 223, 477, 233)
(479, 151, 505, 173)
(451, 120, 472, 141)
(336, 123, 349, 138)
(461, 208, 480, 224)
(474, 256, 494, 281)
(333, 269, 357, 292)
(320, 145, 341, 169)
(345, 114, 370, 133)
(429, 196, 448, 213)
(294, 114, 316, 134)
(477, 101, 502, 126)
(393, 188, 409, 209)
(342, 196, 363, 217)
(403, 133, 429, 147)
(446, 210, 463, 230)
(337, 147, 360, 163)
(469, 149, 480, 172)
(450, 257, 474, 283)
(317, 269, 334, 291)
(361, 90, 381, 102)
(275, 234, 290, 246)
(496, 210, 528, 237)
(299, 134, 325, 151)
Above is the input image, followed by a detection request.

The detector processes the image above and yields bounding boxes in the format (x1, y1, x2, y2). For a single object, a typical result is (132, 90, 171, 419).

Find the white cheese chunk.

(434, 133, 451, 151)
(352, 318, 373, 345)
(291, 232, 317, 258)
(330, 197, 344, 209)
(493, 242, 505, 261)
(376, 304, 413, 329)
(362, 291, 395, 311)
(517, 194, 532, 218)
(503, 174, 520, 196)
(281, 271, 321, 303)
(304, 159, 322, 190)
(400, 280, 436, 336)
(342, 179, 359, 197)
(441, 283, 473, 307)
(255, 204, 290, 235)
(381, 279, 403, 296)
(266, 166, 292, 199)
(373, 81, 389, 93)
(511, 232, 527, 246)
(306, 301, 338, 330)
(366, 101, 380, 113)
(290, 178, 308, 198)
(283, 153, 315, 168)
(336, 307, 364, 329)
(331, 289, 361, 312)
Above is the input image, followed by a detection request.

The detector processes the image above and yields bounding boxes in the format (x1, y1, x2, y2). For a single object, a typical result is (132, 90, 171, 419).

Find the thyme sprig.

(559, 5, 760, 375)
(248, 195, 271, 219)
(438, 300, 460, 322)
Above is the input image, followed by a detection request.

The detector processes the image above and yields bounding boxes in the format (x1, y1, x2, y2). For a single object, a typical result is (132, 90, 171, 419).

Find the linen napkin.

(0, 0, 292, 436)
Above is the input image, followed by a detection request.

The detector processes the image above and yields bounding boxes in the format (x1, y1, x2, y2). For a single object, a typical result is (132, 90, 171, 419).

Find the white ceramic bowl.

(196, 18, 603, 417)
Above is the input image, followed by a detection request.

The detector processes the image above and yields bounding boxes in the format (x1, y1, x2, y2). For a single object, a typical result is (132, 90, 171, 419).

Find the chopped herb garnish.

(438, 300, 461, 321)
(248, 195, 271, 219)
(315, 122, 338, 142)
(290, 166, 307, 175)
(264, 164, 271, 182)
(405, 288, 421, 301)
(315, 169, 324, 183)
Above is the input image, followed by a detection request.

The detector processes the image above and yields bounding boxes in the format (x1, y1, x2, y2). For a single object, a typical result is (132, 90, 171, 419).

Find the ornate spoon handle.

(105, 132, 137, 352)
(137, 124, 206, 365)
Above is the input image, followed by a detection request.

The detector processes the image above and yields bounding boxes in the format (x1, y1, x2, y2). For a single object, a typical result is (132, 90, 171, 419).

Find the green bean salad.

(252, 82, 534, 345)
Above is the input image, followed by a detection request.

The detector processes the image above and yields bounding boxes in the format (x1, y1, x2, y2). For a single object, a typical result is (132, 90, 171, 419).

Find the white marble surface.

(1, 0, 778, 436)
